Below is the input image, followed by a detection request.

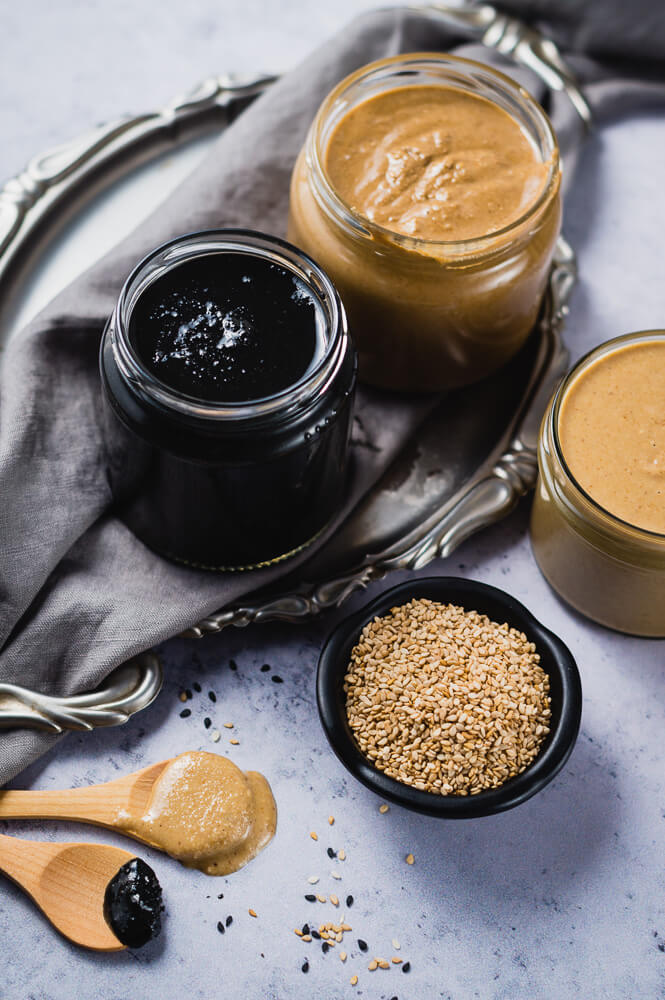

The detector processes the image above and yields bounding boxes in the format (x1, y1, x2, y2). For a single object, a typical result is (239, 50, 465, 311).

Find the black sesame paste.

(103, 857, 164, 948)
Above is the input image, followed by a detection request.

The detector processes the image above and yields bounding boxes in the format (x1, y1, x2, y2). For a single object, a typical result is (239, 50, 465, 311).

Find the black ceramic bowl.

(317, 577, 582, 818)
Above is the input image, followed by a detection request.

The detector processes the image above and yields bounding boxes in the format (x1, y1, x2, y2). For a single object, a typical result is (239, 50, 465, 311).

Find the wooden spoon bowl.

(0, 834, 136, 950)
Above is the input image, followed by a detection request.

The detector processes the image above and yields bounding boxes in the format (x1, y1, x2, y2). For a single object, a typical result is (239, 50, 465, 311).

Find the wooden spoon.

(0, 760, 170, 845)
(0, 833, 134, 950)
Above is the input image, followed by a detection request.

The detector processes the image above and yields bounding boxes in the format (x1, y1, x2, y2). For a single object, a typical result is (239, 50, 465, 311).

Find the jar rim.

(308, 53, 561, 259)
(550, 330, 665, 543)
(111, 229, 349, 422)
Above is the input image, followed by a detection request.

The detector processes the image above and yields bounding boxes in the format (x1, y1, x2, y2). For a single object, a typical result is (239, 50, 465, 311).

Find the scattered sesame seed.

(301, 961, 309, 974)
(405, 854, 415, 866)
(322, 942, 330, 954)
(330, 870, 342, 880)
(327, 847, 336, 859)
(260, 663, 271, 672)
(217, 921, 225, 934)
(392, 939, 400, 950)
(271, 675, 283, 684)
(307, 876, 319, 884)
(204, 717, 212, 729)
(179, 692, 188, 702)
(330, 895, 339, 907)
(340, 951, 347, 962)
(311, 930, 321, 940)
(317, 894, 326, 903)
(368, 960, 378, 971)
(211, 730, 221, 742)
(328, 815, 335, 825)
(208, 691, 217, 702)
(225, 915, 233, 927)
(302, 924, 310, 935)
(294, 929, 303, 937)
(302, 934, 312, 942)
(248, 909, 257, 918)
(179, 708, 191, 718)
(193, 682, 202, 693)
(229, 660, 238, 672)
(392, 956, 402, 964)
(402, 961, 411, 973)
(185, 689, 192, 699)
(378, 959, 390, 969)
(230, 739, 240, 745)
(310, 831, 318, 841)
(350, 975, 358, 986)
(305, 894, 316, 903)
(223, 722, 234, 729)
(338, 849, 346, 861)
(358, 939, 368, 952)
(379, 804, 390, 814)
(346, 895, 354, 907)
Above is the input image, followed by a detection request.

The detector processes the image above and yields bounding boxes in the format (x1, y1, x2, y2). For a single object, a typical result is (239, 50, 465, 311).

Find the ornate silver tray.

(0, 3, 588, 730)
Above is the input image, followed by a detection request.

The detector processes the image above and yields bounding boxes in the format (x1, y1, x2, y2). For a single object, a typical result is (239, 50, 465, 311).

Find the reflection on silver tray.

(0, 4, 587, 727)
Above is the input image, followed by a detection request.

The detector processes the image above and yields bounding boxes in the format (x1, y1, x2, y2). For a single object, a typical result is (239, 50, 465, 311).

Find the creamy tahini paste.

(558, 340, 665, 534)
(118, 752, 277, 876)
(325, 85, 548, 242)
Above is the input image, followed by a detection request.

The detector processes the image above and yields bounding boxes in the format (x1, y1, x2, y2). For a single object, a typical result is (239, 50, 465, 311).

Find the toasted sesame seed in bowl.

(316, 577, 582, 818)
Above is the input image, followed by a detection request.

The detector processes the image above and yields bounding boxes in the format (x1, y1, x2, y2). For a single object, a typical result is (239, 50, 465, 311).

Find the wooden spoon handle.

(0, 785, 128, 827)
(0, 760, 169, 829)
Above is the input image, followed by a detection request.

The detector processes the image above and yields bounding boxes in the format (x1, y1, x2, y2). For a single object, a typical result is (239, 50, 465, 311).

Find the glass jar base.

(531, 541, 665, 639)
(153, 522, 328, 573)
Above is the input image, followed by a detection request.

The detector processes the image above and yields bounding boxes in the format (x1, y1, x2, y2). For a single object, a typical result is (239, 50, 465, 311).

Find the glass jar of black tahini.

(100, 230, 357, 570)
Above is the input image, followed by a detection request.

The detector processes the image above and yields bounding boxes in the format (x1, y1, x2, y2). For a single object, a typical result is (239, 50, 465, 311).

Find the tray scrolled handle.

(0, 654, 163, 733)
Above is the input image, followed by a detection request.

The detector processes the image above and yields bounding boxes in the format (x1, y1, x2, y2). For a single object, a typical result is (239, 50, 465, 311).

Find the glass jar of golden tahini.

(531, 331, 665, 636)
(288, 53, 562, 392)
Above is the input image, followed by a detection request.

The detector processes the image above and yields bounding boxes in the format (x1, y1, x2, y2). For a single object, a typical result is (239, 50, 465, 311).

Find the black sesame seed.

(304, 894, 316, 903)
(217, 894, 224, 899)
(204, 717, 212, 729)
(209, 691, 217, 702)
(260, 664, 271, 672)
(225, 915, 233, 927)
(322, 942, 330, 954)
(327, 847, 336, 859)
(358, 939, 368, 952)
(229, 659, 238, 672)
(193, 682, 202, 693)
(402, 961, 411, 973)
(185, 688, 192, 699)
(346, 895, 354, 907)
(301, 924, 310, 936)
(301, 961, 309, 974)
(271, 675, 283, 684)
(179, 708, 191, 718)
(217, 921, 225, 934)
(390, 996, 399, 1000)
(311, 930, 321, 940)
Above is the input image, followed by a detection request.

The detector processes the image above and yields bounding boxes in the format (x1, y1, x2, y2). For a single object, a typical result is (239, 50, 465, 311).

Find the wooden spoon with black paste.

(0, 833, 163, 950)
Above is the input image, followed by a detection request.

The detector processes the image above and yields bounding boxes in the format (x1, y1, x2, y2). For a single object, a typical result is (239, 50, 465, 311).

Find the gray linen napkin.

(1, 2, 664, 783)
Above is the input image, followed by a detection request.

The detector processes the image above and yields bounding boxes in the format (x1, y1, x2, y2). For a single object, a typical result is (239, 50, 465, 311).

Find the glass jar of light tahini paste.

(100, 230, 356, 570)
(531, 331, 665, 636)
(288, 54, 562, 392)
